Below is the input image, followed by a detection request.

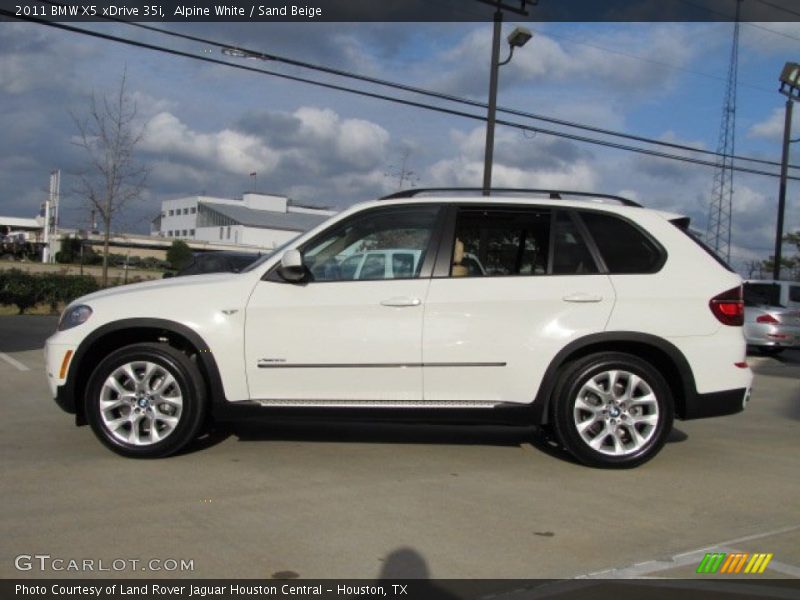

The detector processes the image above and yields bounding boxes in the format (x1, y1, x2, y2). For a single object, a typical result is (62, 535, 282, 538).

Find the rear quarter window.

(579, 211, 665, 274)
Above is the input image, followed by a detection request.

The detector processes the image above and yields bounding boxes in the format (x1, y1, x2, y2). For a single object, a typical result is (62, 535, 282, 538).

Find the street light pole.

(482, 21, 532, 197)
(774, 97, 793, 280)
(774, 61, 800, 280)
(482, 9, 503, 196)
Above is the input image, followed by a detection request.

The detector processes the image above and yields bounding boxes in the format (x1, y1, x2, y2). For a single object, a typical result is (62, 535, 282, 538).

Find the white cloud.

(427, 125, 598, 190)
(142, 112, 280, 176)
(429, 24, 698, 97)
(294, 107, 390, 170)
(136, 107, 391, 204)
(748, 107, 800, 142)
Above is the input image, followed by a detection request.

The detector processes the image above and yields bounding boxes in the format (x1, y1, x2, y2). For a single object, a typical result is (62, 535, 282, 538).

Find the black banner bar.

(1, 0, 800, 22)
(4, 579, 800, 600)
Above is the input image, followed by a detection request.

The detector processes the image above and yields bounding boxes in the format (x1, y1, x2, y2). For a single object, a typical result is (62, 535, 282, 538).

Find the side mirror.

(278, 249, 306, 282)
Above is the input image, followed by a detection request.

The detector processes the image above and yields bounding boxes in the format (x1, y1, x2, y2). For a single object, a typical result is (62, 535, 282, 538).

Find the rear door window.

(552, 211, 599, 274)
(452, 207, 550, 276)
(580, 211, 665, 273)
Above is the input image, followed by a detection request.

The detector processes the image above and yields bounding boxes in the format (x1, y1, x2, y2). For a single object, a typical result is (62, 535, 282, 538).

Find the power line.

(62, 11, 799, 172)
(5, 10, 800, 183)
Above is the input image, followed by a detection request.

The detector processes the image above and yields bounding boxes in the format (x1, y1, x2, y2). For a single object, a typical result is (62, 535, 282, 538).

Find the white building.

(151, 193, 336, 250)
(0, 215, 43, 242)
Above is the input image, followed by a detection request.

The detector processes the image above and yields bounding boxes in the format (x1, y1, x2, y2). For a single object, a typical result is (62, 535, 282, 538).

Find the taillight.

(710, 286, 744, 326)
(756, 314, 779, 324)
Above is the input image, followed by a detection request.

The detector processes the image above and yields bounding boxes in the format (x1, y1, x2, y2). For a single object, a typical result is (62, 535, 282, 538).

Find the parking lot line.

(0, 352, 30, 371)
(572, 524, 800, 579)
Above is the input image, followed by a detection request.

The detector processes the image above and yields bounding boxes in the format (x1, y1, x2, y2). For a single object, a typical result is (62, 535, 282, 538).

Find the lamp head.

(507, 27, 533, 49)
(779, 62, 800, 97)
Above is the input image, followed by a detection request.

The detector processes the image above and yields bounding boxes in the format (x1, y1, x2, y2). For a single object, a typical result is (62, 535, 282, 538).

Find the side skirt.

(211, 400, 538, 426)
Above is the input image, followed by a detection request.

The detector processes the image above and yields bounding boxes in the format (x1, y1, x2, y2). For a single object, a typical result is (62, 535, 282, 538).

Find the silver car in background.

(744, 280, 800, 355)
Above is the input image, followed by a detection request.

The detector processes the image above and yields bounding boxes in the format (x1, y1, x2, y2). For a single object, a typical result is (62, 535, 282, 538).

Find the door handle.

(562, 293, 603, 303)
(380, 297, 422, 307)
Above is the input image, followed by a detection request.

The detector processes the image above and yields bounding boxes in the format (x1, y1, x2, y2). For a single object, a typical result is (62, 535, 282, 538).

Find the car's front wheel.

(85, 343, 207, 458)
(551, 352, 673, 468)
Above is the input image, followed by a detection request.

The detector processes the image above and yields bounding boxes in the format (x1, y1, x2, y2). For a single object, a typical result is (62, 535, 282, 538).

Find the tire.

(551, 352, 674, 469)
(85, 343, 207, 458)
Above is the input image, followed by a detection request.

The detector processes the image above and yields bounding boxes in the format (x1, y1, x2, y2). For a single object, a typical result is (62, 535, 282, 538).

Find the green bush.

(166, 240, 192, 270)
(56, 237, 83, 264)
(0, 270, 39, 315)
(0, 269, 99, 314)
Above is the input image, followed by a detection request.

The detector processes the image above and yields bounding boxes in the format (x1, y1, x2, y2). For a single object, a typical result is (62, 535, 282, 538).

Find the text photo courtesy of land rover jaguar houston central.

(45, 189, 752, 468)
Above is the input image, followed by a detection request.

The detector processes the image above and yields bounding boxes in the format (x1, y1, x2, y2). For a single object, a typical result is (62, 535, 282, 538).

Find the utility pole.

(775, 61, 800, 280)
(51, 169, 60, 263)
(774, 98, 793, 280)
(42, 170, 60, 263)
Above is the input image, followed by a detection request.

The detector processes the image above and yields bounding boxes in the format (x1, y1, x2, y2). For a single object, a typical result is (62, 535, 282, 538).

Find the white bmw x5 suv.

(45, 189, 752, 468)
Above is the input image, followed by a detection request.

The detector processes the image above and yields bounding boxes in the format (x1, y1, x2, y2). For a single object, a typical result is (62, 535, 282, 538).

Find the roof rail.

(379, 187, 642, 208)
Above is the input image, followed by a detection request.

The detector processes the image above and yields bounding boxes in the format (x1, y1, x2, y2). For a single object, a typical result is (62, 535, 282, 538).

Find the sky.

(1, 14, 800, 274)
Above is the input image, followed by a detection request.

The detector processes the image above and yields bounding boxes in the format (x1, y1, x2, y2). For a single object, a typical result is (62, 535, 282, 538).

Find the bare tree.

(745, 259, 764, 280)
(384, 149, 420, 191)
(72, 71, 148, 286)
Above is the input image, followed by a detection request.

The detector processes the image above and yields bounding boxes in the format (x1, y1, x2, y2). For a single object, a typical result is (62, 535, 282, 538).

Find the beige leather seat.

(452, 238, 469, 277)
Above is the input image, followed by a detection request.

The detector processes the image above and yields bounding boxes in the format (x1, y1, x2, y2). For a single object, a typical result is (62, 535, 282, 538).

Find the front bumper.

(44, 340, 78, 414)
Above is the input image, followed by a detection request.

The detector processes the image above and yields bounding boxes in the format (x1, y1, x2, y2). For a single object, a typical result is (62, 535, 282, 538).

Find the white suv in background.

(45, 189, 752, 468)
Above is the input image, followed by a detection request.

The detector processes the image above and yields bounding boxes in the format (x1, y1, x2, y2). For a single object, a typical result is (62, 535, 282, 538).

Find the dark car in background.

(168, 251, 262, 277)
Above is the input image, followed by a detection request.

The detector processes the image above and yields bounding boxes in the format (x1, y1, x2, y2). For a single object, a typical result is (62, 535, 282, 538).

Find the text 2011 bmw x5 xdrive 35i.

(44, 189, 752, 468)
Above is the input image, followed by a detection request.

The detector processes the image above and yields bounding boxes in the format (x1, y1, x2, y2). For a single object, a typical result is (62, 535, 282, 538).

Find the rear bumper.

(682, 387, 750, 420)
(744, 323, 800, 348)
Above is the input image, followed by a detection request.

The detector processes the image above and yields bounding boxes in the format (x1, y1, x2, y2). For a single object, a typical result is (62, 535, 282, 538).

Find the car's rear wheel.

(85, 343, 206, 458)
(551, 352, 673, 468)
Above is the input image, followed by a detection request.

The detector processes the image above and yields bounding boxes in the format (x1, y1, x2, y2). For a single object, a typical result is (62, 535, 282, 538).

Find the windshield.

(239, 236, 299, 273)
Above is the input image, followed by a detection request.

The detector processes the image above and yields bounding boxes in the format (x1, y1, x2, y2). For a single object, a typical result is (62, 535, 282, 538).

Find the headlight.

(58, 305, 93, 331)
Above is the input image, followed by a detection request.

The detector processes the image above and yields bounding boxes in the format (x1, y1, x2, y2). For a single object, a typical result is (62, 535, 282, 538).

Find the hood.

(71, 272, 244, 307)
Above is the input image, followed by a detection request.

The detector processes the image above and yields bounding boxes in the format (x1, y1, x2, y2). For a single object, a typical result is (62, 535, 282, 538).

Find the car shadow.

(178, 419, 691, 463)
(526, 425, 688, 465)
(176, 424, 235, 455)
(784, 390, 800, 421)
(225, 419, 538, 448)
(667, 427, 689, 443)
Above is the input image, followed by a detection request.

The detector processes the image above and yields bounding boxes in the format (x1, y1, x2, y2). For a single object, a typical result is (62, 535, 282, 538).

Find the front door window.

(302, 206, 440, 282)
